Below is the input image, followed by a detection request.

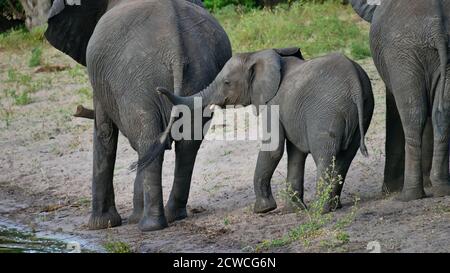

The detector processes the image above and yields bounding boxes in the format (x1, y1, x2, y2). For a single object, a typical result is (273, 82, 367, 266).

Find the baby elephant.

(157, 48, 374, 213)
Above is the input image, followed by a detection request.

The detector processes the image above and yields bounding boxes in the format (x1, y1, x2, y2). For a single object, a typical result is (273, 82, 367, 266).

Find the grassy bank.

(0, 2, 370, 60)
(215, 2, 371, 59)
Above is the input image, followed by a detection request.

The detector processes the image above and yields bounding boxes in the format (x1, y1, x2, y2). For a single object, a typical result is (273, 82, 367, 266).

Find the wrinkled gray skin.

(351, 0, 450, 200)
(157, 49, 374, 212)
(44, 0, 231, 231)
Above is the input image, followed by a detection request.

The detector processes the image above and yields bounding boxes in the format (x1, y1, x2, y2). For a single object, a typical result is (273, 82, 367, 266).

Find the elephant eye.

(224, 79, 231, 85)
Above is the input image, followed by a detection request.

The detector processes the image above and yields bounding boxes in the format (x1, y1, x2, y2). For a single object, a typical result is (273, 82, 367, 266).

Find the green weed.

(256, 158, 359, 252)
(29, 47, 43, 67)
(0, 25, 46, 50)
(103, 241, 133, 253)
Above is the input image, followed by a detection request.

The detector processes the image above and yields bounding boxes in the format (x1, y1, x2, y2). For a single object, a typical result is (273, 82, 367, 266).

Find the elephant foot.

(127, 209, 143, 224)
(432, 184, 450, 197)
(254, 197, 277, 214)
(138, 215, 168, 232)
(88, 207, 122, 230)
(423, 175, 432, 188)
(282, 199, 307, 214)
(382, 181, 403, 195)
(165, 205, 188, 223)
(395, 187, 426, 202)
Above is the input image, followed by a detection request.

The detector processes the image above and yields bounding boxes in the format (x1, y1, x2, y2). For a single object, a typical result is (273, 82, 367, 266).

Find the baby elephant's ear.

(248, 50, 282, 113)
(273, 47, 304, 60)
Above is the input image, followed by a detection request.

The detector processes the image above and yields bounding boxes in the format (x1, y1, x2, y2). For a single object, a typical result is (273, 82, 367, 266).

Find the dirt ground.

(1, 46, 449, 253)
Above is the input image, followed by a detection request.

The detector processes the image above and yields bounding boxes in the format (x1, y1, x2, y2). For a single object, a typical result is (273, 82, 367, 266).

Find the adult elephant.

(45, 0, 232, 231)
(350, 0, 450, 200)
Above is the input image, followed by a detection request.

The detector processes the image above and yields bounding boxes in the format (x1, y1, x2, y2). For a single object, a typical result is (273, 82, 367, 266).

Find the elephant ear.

(273, 47, 304, 60)
(248, 50, 282, 112)
(45, 0, 109, 66)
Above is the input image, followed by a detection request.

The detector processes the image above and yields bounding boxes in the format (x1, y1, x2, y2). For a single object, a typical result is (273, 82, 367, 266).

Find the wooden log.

(74, 105, 94, 119)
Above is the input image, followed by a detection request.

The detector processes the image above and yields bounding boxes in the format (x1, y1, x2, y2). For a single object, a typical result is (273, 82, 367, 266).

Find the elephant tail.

(432, 0, 448, 134)
(356, 90, 369, 158)
(437, 39, 447, 113)
(129, 113, 176, 172)
(350, 62, 370, 157)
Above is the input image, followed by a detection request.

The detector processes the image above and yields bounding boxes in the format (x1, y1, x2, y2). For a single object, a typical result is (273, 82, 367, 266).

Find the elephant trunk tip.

(156, 86, 180, 106)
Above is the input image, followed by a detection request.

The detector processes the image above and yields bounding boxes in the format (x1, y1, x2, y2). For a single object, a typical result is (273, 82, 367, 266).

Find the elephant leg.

(253, 126, 285, 214)
(137, 151, 168, 232)
(88, 104, 121, 230)
(127, 171, 144, 224)
(331, 134, 362, 211)
(430, 105, 450, 197)
(422, 117, 434, 188)
(312, 152, 337, 213)
(165, 139, 202, 223)
(393, 81, 427, 201)
(284, 139, 307, 212)
(383, 88, 405, 194)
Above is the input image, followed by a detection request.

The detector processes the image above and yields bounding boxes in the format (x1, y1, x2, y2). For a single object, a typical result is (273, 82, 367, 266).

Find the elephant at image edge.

(155, 48, 374, 212)
(45, 0, 232, 231)
(351, 0, 450, 200)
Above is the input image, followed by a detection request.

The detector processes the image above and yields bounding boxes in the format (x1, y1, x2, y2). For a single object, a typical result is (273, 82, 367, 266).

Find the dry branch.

(74, 105, 94, 119)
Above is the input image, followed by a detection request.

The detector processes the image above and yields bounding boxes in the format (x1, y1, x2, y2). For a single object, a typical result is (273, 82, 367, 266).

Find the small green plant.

(77, 87, 92, 99)
(7, 68, 32, 85)
(256, 157, 358, 252)
(68, 65, 88, 83)
(335, 231, 350, 244)
(223, 217, 230, 226)
(350, 41, 371, 59)
(29, 46, 43, 67)
(5, 89, 32, 105)
(13, 91, 32, 105)
(7, 68, 17, 82)
(103, 241, 133, 253)
(0, 107, 14, 128)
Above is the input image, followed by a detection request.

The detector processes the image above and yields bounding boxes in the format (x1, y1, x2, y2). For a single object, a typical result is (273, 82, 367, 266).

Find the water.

(0, 219, 98, 253)
(0, 225, 70, 253)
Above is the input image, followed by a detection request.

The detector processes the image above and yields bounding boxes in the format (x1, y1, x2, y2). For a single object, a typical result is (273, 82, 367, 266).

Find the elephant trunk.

(130, 81, 221, 172)
(350, 0, 379, 23)
(156, 80, 222, 110)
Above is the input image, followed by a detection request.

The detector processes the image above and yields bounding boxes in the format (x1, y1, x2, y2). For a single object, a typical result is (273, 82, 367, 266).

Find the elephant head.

(131, 47, 303, 171)
(44, 0, 205, 66)
(156, 48, 304, 111)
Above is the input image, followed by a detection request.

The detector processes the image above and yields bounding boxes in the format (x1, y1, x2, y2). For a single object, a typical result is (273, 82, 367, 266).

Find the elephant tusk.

(209, 104, 216, 111)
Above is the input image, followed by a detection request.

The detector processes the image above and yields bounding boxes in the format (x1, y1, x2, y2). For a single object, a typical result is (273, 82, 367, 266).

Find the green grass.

(0, 25, 47, 50)
(29, 46, 43, 67)
(7, 68, 31, 84)
(255, 158, 360, 252)
(77, 87, 93, 99)
(103, 241, 133, 253)
(216, 1, 371, 59)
